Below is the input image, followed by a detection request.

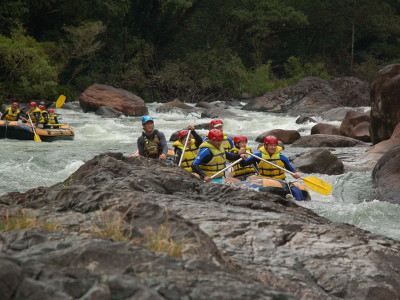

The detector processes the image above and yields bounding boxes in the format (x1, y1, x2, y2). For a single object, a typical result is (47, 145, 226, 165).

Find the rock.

(255, 129, 301, 144)
(155, 99, 195, 113)
(370, 64, 400, 144)
(95, 106, 122, 118)
(329, 77, 370, 106)
(295, 116, 317, 124)
(311, 123, 341, 135)
(79, 84, 148, 117)
(340, 110, 370, 137)
(293, 148, 344, 175)
(348, 121, 371, 142)
(1, 153, 400, 299)
(242, 77, 341, 115)
(292, 134, 368, 147)
(319, 107, 365, 122)
(200, 108, 237, 118)
(372, 146, 400, 204)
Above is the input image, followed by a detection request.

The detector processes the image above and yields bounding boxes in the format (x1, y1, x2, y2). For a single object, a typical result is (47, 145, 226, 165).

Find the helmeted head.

(12, 102, 19, 108)
(210, 119, 223, 130)
(141, 115, 153, 124)
(29, 102, 37, 108)
(233, 135, 248, 147)
(38, 105, 45, 110)
(178, 130, 189, 141)
(264, 135, 278, 146)
(49, 109, 55, 113)
(208, 129, 224, 141)
(39, 101, 45, 106)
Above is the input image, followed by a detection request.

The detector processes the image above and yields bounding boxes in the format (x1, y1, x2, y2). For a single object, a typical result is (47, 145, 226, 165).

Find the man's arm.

(137, 135, 145, 156)
(240, 152, 261, 166)
(225, 151, 241, 161)
(192, 130, 203, 148)
(191, 148, 212, 179)
(280, 154, 296, 172)
(157, 131, 169, 154)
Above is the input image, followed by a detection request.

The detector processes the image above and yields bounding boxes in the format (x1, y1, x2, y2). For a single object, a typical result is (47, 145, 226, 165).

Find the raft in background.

(235, 178, 311, 201)
(0, 121, 75, 142)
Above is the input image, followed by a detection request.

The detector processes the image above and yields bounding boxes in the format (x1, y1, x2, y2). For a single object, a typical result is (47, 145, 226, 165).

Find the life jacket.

(258, 145, 285, 179)
(28, 107, 41, 123)
(198, 141, 226, 178)
(143, 130, 162, 158)
(172, 139, 198, 172)
(205, 132, 232, 152)
(4, 107, 20, 121)
(230, 147, 256, 177)
(39, 110, 48, 123)
(48, 113, 58, 124)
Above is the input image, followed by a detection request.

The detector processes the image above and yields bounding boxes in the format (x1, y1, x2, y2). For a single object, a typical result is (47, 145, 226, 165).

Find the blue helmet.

(141, 115, 153, 124)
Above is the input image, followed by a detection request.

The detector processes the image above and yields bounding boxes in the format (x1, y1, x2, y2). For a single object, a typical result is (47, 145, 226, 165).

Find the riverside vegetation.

(1, 0, 400, 102)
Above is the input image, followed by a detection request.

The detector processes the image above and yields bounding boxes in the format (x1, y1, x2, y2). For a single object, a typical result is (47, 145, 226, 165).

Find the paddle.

(178, 130, 192, 166)
(56, 95, 66, 108)
(246, 152, 332, 195)
(27, 114, 41, 142)
(210, 158, 243, 179)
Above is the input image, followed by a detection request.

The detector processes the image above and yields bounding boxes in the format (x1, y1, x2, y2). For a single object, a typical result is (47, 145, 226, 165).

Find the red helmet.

(38, 105, 45, 110)
(233, 135, 248, 146)
(208, 129, 224, 140)
(29, 102, 37, 107)
(210, 119, 223, 129)
(264, 135, 279, 145)
(12, 102, 19, 107)
(178, 130, 189, 140)
(49, 109, 55, 113)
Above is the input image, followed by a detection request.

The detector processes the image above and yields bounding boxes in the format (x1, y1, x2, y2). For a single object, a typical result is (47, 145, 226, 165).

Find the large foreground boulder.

(79, 84, 148, 117)
(1, 153, 400, 299)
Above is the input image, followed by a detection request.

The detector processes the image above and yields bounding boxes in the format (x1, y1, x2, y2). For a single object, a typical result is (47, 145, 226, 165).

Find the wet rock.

(292, 134, 368, 147)
(370, 64, 400, 144)
(311, 123, 341, 135)
(319, 107, 365, 122)
(329, 77, 370, 106)
(340, 110, 370, 138)
(1, 153, 400, 299)
(295, 116, 316, 124)
(372, 146, 400, 204)
(255, 129, 301, 144)
(155, 99, 196, 113)
(293, 148, 344, 175)
(200, 108, 237, 119)
(95, 106, 122, 118)
(79, 84, 148, 117)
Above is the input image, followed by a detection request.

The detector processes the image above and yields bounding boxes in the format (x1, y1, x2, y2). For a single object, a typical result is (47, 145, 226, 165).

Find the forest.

(1, 0, 400, 103)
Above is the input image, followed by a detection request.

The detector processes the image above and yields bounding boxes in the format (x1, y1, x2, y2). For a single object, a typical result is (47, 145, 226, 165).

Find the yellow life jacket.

(48, 113, 58, 124)
(28, 107, 41, 123)
(198, 141, 226, 178)
(172, 139, 198, 172)
(230, 147, 256, 177)
(39, 110, 48, 123)
(143, 134, 161, 157)
(206, 132, 232, 152)
(258, 145, 285, 179)
(4, 107, 20, 121)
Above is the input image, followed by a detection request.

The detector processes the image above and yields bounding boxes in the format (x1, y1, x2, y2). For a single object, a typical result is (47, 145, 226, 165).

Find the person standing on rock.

(203, 119, 234, 152)
(173, 125, 203, 172)
(192, 129, 247, 183)
(137, 115, 168, 160)
(241, 135, 300, 179)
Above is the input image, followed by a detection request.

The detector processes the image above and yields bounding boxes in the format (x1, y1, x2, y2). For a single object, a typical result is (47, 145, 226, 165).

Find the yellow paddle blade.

(34, 134, 42, 142)
(56, 95, 66, 108)
(303, 176, 332, 195)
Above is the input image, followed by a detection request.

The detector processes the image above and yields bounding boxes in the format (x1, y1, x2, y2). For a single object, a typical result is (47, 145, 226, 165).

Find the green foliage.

(284, 56, 330, 82)
(242, 63, 277, 95)
(0, 28, 59, 100)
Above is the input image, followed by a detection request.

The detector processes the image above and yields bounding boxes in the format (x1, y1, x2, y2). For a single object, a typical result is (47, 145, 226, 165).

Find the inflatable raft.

(235, 178, 311, 201)
(0, 120, 74, 142)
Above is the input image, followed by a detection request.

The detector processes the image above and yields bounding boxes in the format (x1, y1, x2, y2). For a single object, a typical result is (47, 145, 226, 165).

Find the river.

(1, 101, 399, 241)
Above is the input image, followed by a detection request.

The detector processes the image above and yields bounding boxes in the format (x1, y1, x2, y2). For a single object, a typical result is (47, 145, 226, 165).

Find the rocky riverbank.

(1, 153, 400, 299)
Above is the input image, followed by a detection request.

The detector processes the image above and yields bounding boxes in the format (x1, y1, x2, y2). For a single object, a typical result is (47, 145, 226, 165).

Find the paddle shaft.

(178, 130, 191, 166)
(246, 152, 297, 177)
(27, 114, 41, 142)
(210, 158, 243, 179)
